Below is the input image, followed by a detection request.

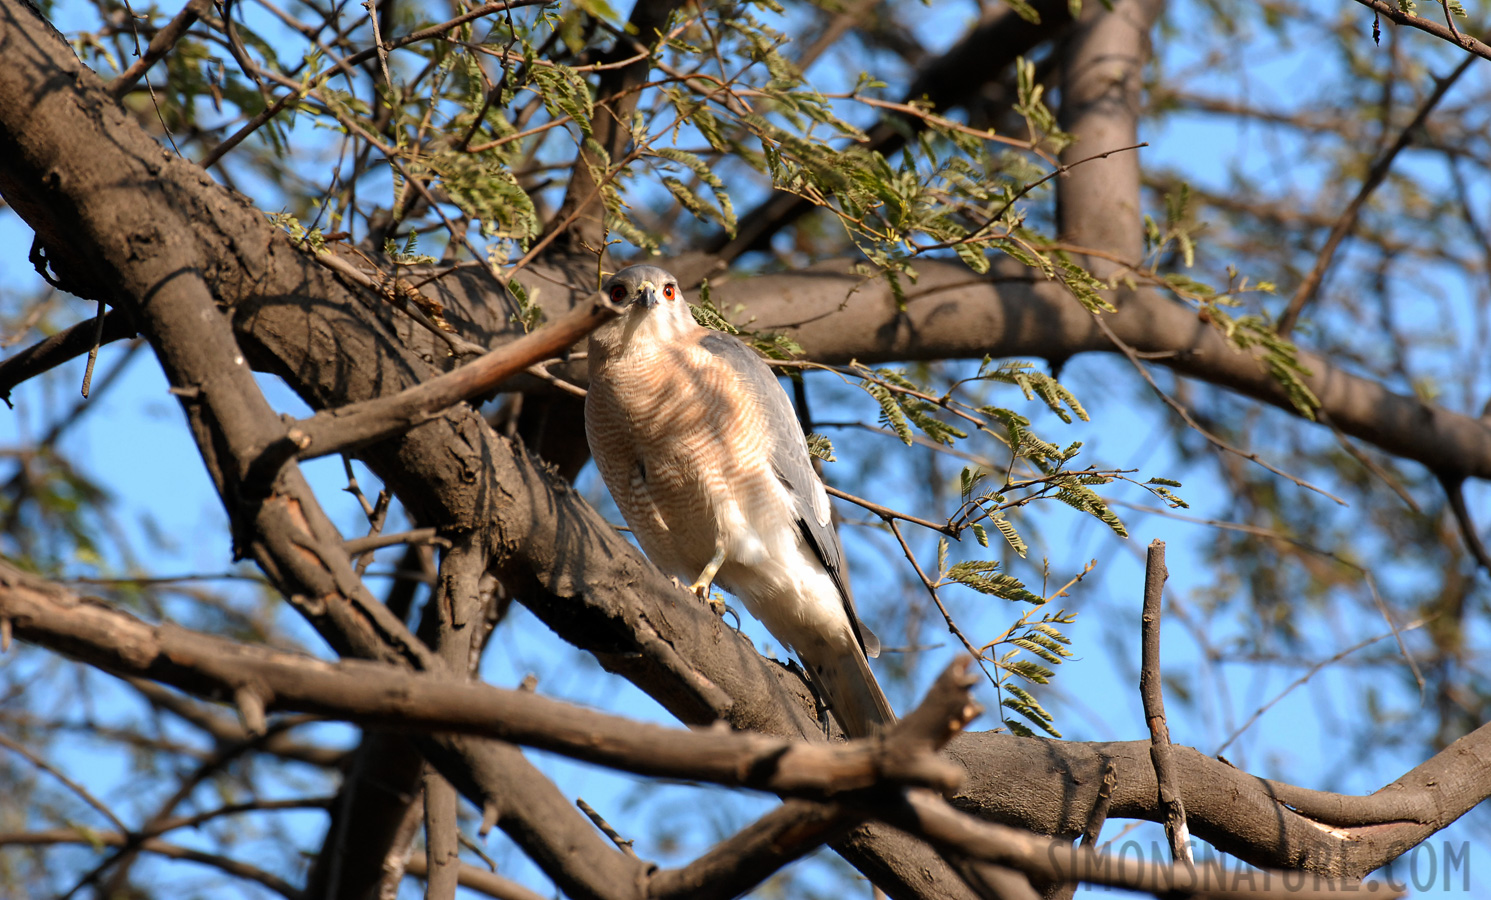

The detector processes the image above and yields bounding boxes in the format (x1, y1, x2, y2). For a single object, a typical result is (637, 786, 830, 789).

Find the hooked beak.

(637, 283, 661, 309)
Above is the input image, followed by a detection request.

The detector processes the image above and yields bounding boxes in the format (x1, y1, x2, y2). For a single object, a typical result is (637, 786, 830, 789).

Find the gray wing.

(698, 332, 880, 658)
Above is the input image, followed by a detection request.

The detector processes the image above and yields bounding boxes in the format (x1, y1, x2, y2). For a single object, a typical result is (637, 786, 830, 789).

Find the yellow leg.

(688, 539, 728, 616)
(689, 539, 727, 600)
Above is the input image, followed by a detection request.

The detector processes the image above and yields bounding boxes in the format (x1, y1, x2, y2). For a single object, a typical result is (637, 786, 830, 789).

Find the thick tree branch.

(1056, 0, 1161, 271)
(9, 560, 1491, 886)
(645, 800, 866, 900)
(7, 565, 1423, 899)
(885, 790, 1387, 900)
(946, 721, 1491, 878)
(0, 566, 975, 799)
(698, 257, 1491, 485)
(422, 766, 460, 900)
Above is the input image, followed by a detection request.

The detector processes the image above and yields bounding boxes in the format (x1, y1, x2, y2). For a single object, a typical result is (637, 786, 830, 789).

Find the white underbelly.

(718, 538, 856, 656)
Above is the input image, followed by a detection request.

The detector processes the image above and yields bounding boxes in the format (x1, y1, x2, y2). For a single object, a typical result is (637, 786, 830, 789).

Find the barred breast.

(587, 323, 786, 583)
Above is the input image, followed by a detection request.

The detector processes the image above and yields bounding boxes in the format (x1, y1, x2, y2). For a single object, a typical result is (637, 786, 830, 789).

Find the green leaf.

(946, 561, 1044, 604)
(993, 517, 1027, 558)
(1005, 719, 1036, 738)
(1002, 686, 1061, 737)
(956, 241, 991, 274)
(862, 381, 913, 444)
(805, 432, 836, 462)
(1005, 659, 1055, 684)
(652, 147, 737, 238)
(959, 467, 986, 503)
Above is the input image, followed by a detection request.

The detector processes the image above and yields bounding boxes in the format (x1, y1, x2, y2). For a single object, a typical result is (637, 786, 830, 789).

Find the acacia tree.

(1, 0, 1489, 895)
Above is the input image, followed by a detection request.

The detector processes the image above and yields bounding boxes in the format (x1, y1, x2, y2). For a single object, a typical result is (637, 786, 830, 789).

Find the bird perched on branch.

(584, 264, 896, 738)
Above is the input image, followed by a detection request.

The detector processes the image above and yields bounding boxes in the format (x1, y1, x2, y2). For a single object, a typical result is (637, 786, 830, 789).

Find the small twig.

(1350, 0, 1491, 60)
(79, 300, 108, 398)
(313, 252, 486, 358)
(524, 361, 588, 397)
(341, 456, 379, 519)
(1082, 761, 1118, 847)
(0, 828, 302, 899)
(1214, 619, 1426, 756)
(455, 830, 498, 872)
(343, 527, 449, 557)
(109, 0, 212, 100)
(1045, 759, 1118, 900)
(1091, 313, 1346, 505)
(233, 685, 268, 737)
(837, 94, 1037, 151)
(1277, 55, 1474, 336)
(918, 143, 1150, 254)
(355, 493, 391, 576)
(0, 734, 127, 832)
(1319, 412, 1420, 513)
(1439, 473, 1491, 573)
(1137, 540, 1191, 865)
(825, 484, 958, 537)
(0, 306, 135, 402)
(885, 520, 998, 693)
(577, 798, 639, 859)
(62, 571, 271, 586)
(363, 0, 394, 95)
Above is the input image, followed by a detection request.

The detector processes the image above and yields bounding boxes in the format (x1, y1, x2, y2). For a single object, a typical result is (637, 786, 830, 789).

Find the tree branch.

(694, 259, 1491, 484)
(1137, 540, 1191, 864)
(1277, 54, 1476, 336)
(945, 720, 1491, 878)
(711, 0, 1077, 262)
(0, 309, 137, 403)
(884, 789, 1390, 900)
(108, 0, 212, 99)
(281, 294, 619, 463)
(0, 829, 305, 899)
(423, 766, 460, 900)
(1348, 0, 1491, 61)
(0, 565, 975, 799)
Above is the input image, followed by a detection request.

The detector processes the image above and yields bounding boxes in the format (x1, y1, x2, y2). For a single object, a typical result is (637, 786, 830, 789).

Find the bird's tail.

(807, 647, 897, 739)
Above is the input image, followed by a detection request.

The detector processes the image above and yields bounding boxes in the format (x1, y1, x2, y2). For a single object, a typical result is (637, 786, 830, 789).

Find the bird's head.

(601, 264, 682, 313)
(590, 264, 695, 359)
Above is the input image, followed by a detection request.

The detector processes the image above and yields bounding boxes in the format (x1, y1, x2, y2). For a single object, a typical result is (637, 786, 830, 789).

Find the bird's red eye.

(663, 284, 676, 300)
(610, 285, 627, 302)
